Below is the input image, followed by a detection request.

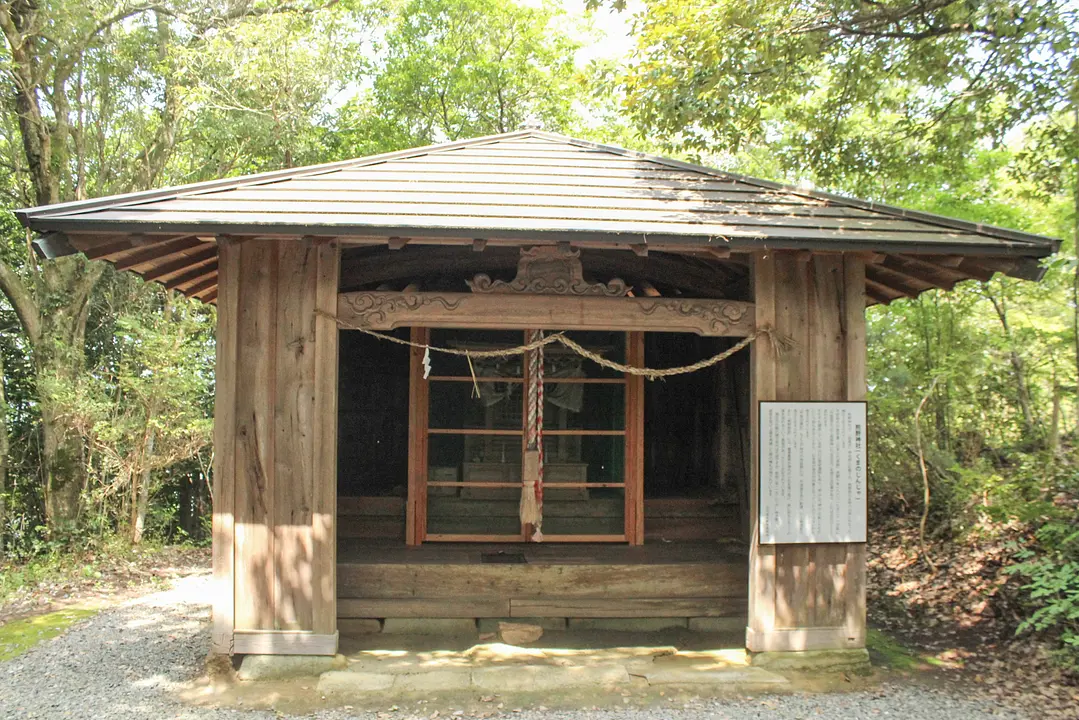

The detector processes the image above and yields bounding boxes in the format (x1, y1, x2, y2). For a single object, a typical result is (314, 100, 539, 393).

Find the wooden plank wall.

(746, 251, 867, 653)
(211, 237, 340, 655)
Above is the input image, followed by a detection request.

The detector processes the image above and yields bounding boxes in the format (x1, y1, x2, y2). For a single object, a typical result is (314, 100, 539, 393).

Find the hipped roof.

(15, 129, 1060, 304)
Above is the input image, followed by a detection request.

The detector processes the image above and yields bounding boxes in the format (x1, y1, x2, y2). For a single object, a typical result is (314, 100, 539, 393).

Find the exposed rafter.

(165, 260, 218, 291)
(141, 246, 217, 282)
(112, 236, 204, 271)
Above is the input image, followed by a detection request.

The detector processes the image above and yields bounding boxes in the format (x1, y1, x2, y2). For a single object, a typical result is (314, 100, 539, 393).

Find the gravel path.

(0, 576, 1027, 720)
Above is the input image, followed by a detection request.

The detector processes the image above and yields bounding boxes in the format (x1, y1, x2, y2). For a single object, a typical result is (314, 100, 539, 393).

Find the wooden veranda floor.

(337, 540, 748, 623)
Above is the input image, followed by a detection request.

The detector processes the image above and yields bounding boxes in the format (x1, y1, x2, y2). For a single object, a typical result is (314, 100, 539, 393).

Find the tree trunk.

(988, 291, 1039, 442)
(132, 431, 154, 544)
(0, 348, 8, 553)
(1073, 105, 1079, 447)
(1050, 382, 1061, 455)
(0, 255, 103, 535)
(40, 404, 84, 535)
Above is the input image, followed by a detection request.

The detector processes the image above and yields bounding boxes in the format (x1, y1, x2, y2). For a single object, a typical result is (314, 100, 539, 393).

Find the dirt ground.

(867, 518, 1079, 718)
(0, 545, 209, 624)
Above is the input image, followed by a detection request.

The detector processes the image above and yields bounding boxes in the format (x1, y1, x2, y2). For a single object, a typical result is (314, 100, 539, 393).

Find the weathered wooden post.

(747, 250, 867, 662)
(211, 236, 340, 657)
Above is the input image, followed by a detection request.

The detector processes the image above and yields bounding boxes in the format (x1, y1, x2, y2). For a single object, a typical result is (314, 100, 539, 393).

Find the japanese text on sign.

(759, 402, 867, 544)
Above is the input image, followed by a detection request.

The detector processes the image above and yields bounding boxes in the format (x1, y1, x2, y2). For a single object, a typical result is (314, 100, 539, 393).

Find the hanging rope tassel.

(521, 329, 544, 540)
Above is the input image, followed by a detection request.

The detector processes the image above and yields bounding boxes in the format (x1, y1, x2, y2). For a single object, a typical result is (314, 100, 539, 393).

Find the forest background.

(1, 0, 1078, 674)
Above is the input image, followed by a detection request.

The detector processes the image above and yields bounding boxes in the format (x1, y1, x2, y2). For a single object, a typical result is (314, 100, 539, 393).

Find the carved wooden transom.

(468, 245, 630, 296)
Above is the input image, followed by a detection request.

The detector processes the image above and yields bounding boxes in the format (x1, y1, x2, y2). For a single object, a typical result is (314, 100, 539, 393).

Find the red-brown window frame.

(406, 327, 644, 545)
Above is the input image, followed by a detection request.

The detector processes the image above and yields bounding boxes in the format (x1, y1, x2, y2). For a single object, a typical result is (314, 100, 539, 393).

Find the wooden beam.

(966, 257, 1016, 276)
(232, 630, 338, 656)
(892, 254, 969, 283)
(953, 259, 995, 282)
(865, 277, 905, 303)
(863, 284, 893, 305)
(113, 236, 203, 271)
(75, 232, 194, 260)
(866, 264, 933, 295)
(407, 327, 430, 545)
(181, 274, 218, 296)
(311, 238, 340, 637)
(141, 246, 218, 282)
(210, 238, 239, 655)
(338, 291, 756, 337)
(339, 247, 741, 299)
(929, 254, 965, 268)
(703, 246, 732, 260)
(746, 626, 864, 652)
(193, 283, 219, 300)
(82, 238, 143, 261)
(388, 236, 409, 250)
(877, 257, 954, 290)
(161, 259, 218, 290)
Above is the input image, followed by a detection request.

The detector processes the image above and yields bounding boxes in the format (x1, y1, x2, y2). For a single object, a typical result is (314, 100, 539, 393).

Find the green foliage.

(172, 6, 368, 175)
(1008, 513, 1079, 668)
(617, 0, 1078, 187)
(369, 0, 584, 143)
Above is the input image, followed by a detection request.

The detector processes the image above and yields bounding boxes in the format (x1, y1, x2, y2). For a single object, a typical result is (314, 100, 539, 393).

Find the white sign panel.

(759, 401, 867, 544)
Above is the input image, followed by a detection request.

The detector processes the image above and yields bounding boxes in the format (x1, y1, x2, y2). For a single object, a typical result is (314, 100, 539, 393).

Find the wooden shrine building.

(17, 130, 1058, 658)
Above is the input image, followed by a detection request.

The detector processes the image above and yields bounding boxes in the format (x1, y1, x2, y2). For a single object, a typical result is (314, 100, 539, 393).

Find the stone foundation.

(749, 648, 871, 674)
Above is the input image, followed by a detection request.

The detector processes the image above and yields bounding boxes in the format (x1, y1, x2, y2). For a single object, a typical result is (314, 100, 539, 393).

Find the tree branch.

(0, 258, 41, 345)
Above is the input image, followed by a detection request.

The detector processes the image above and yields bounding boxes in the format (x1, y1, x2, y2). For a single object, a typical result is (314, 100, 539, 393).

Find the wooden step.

(337, 596, 746, 619)
(337, 562, 746, 600)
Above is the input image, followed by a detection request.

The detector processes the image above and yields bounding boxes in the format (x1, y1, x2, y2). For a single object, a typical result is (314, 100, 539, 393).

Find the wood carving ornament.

(469, 245, 630, 296)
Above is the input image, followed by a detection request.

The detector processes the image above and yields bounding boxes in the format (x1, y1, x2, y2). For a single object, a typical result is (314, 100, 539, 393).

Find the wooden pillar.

(211, 236, 341, 656)
(746, 251, 867, 653)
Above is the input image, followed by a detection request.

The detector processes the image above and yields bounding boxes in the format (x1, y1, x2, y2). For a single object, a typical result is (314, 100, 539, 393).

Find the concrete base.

(749, 648, 871, 674)
(313, 642, 788, 697)
(237, 653, 346, 681)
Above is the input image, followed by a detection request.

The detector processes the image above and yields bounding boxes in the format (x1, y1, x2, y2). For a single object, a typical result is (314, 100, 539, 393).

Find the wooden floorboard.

(335, 541, 748, 620)
(337, 540, 746, 565)
(510, 597, 748, 618)
(339, 598, 510, 618)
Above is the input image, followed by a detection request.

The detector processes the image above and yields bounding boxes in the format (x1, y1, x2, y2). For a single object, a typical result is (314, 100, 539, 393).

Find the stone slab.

(641, 666, 788, 686)
(568, 618, 688, 632)
(471, 664, 630, 691)
(236, 654, 344, 681)
(392, 669, 473, 692)
(318, 670, 395, 694)
(750, 648, 871, 673)
(381, 618, 477, 635)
